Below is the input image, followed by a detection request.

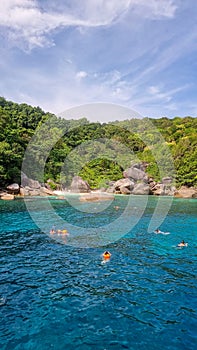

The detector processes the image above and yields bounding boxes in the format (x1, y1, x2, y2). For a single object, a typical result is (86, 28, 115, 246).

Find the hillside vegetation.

(0, 97, 196, 189)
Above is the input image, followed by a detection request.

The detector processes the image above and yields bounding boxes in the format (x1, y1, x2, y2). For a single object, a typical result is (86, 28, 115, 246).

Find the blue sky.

(0, 0, 196, 120)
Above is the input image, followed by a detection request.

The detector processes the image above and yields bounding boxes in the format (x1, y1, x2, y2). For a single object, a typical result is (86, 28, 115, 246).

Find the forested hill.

(0, 97, 196, 189)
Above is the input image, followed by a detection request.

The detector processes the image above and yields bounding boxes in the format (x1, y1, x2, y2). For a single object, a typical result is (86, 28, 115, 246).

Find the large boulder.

(132, 183, 150, 195)
(21, 172, 41, 189)
(113, 178, 134, 194)
(19, 187, 30, 196)
(151, 183, 164, 196)
(7, 183, 20, 194)
(70, 176, 90, 193)
(114, 178, 134, 191)
(40, 187, 55, 196)
(123, 167, 148, 182)
(119, 186, 131, 195)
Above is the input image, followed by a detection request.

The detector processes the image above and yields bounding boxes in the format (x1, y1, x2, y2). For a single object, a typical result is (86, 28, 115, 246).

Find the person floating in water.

(154, 229, 162, 234)
(62, 229, 69, 235)
(50, 226, 56, 234)
(154, 228, 170, 235)
(56, 229, 69, 235)
(114, 206, 120, 210)
(177, 240, 188, 247)
(102, 251, 111, 260)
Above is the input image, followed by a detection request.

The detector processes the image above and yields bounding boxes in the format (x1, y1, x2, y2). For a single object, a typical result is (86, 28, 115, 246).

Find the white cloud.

(0, 0, 132, 50)
(130, 0, 177, 19)
(133, 84, 190, 106)
(88, 69, 134, 102)
(76, 71, 88, 80)
(68, 0, 131, 25)
(148, 85, 171, 102)
(0, 0, 177, 50)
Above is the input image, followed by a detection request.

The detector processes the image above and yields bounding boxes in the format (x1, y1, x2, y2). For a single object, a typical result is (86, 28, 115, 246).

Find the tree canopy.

(0, 97, 196, 189)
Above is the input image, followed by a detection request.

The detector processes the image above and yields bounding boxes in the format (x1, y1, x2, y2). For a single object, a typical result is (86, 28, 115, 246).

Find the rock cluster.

(105, 163, 196, 198)
(107, 163, 151, 195)
(149, 177, 176, 196)
(0, 173, 54, 200)
(0, 166, 197, 200)
(19, 173, 54, 197)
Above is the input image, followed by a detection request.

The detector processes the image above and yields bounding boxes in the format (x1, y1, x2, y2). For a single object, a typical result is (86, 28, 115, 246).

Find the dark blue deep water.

(0, 196, 197, 350)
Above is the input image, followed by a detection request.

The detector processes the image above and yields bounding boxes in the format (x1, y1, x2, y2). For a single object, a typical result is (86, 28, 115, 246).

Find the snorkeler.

(102, 251, 111, 259)
(154, 229, 162, 234)
(55, 229, 69, 235)
(50, 226, 56, 234)
(114, 206, 120, 210)
(177, 240, 188, 247)
(154, 228, 170, 235)
(62, 229, 69, 235)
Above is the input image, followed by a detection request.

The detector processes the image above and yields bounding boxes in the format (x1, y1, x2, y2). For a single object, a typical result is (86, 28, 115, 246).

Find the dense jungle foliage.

(0, 97, 196, 189)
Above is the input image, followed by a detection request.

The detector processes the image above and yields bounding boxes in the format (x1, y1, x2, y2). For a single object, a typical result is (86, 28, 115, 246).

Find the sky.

(0, 0, 197, 121)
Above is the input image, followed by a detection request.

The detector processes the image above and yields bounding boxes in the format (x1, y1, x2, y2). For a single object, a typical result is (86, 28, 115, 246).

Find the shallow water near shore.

(0, 196, 197, 349)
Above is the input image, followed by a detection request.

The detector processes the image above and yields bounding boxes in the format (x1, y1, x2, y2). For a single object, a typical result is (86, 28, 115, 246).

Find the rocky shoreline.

(0, 164, 197, 200)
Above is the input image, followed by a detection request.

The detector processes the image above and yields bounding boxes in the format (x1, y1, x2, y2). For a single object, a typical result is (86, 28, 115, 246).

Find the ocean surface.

(0, 195, 197, 350)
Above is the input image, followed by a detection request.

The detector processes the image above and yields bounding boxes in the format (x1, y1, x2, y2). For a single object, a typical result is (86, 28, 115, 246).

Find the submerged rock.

(174, 186, 197, 198)
(80, 193, 114, 202)
(1, 194, 15, 200)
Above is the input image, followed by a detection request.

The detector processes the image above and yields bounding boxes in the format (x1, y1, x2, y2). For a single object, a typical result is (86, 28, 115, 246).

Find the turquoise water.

(0, 196, 197, 350)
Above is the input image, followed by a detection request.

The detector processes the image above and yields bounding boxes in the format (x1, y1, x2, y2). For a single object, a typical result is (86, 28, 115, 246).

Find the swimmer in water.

(154, 229, 162, 234)
(114, 206, 120, 210)
(102, 251, 111, 259)
(50, 226, 56, 234)
(62, 229, 69, 235)
(177, 240, 188, 247)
